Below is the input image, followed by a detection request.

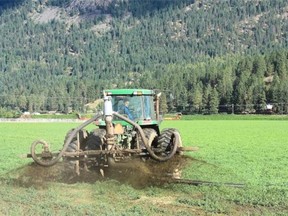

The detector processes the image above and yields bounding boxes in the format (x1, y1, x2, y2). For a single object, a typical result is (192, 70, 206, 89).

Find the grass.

(181, 114, 288, 120)
(0, 116, 287, 215)
(174, 120, 288, 185)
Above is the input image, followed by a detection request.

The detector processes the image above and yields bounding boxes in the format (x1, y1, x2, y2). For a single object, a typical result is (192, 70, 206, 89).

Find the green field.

(0, 117, 287, 215)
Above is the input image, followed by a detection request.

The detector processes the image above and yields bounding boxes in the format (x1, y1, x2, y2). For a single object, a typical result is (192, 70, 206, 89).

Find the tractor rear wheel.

(139, 128, 158, 149)
(64, 129, 88, 153)
(138, 128, 158, 161)
(157, 128, 183, 156)
(63, 129, 89, 173)
(85, 128, 106, 150)
(85, 128, 106, 168)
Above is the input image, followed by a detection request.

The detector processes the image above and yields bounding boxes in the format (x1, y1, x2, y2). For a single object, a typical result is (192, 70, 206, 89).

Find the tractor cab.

(98, 89, 160, 127)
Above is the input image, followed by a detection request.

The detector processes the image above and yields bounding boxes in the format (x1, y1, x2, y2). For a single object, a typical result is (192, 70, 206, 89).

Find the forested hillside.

(0, 0, 288, 115)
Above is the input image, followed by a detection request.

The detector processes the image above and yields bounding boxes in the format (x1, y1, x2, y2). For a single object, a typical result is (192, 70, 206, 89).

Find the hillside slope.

(0, 0, 287, 113)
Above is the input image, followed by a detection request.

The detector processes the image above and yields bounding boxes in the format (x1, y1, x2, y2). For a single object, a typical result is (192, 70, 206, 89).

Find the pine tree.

(190, 84, 203, 113)
(17, 95, 27, 111)
(252, 79, 266, 113)
(275, 51, 287, 78)
(252, 55, 266, 77)
(159, 93, 168, 114)
(209, 87, 219, 114)
(202, 84, 211, 114)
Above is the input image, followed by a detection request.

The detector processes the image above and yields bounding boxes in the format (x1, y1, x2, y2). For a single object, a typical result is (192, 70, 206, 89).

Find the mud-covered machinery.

(28, 89, 192, 172)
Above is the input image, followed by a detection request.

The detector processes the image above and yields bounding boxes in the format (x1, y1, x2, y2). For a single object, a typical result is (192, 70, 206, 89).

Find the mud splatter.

(2, 155, 201, 189)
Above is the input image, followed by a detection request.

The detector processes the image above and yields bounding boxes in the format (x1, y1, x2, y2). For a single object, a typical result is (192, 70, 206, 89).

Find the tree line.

(0, 0, 288, 115)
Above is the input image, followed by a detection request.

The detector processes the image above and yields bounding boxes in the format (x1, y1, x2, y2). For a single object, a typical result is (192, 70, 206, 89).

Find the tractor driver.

(123, 98, 134, 120)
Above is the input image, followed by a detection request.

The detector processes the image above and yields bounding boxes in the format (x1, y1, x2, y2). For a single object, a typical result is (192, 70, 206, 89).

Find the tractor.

(29, 89, 192, 174)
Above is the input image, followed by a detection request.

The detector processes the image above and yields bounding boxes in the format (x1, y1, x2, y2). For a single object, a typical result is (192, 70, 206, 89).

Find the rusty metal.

(28, 142, 196, 163)
(164, 178, 246, 188)
(27, 149, 142, 158)
(28, 145, 196, 158)
(75, 131, 80, 175)
(105, 116, 115, 148)
(30, 113, 103, 167)
(178, 147, 199, 152)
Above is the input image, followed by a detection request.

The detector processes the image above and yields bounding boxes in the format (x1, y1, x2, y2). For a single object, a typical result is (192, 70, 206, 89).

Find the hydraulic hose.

(113, 112, 178, 162)
(31, 113, 103, 167)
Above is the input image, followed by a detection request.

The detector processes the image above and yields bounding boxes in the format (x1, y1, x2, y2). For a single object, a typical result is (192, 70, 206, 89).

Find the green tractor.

(29, 89, 190, 173)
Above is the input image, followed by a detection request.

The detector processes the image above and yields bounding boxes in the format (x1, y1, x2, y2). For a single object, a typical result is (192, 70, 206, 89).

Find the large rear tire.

(138, 128, 158, 149)
(157, 128, 183, 156)
(64, 129, 88, 153)
(85, 128, 106, 150)
(63, 129, 89, 173)
(85, 128, 106, 168)
(138, 128, 158, 161)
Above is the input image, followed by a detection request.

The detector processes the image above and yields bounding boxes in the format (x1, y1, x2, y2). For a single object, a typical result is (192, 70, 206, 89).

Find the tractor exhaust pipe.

(104, 96, 115, 149)
(155, 92, 161, 122)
